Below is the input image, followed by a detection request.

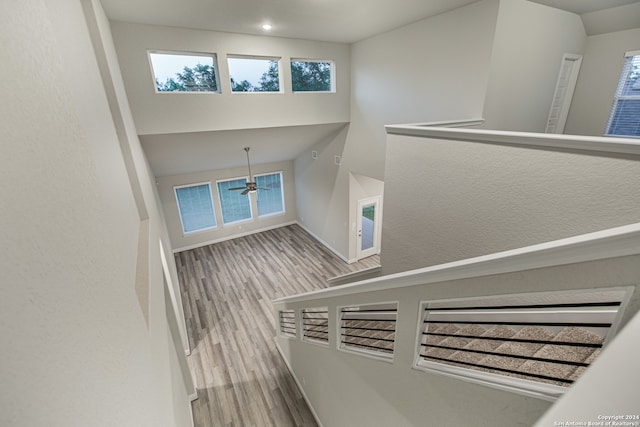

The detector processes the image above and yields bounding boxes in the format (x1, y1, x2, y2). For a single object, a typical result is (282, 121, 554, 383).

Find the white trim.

(625, 49, 640, 57)
(412, 287, 632, 401)
(174, 182, 218, 235)
(173, 221, 296, 253)
(336, 300, 398, 364)
(290, 58, 335, 93)
(295, 221, 355, 264)
(385, 122, 640, 156)
(326, 265, 382, 285)
(254, 171, 286, 218)
(275, 342, 324, 427)
(273, 223, 640, 304)
(148, 50, 220, 95)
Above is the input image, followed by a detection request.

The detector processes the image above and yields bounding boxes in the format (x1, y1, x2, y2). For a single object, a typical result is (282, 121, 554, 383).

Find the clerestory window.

(149, 51, 219, 93)
(291, 59, 333, 92)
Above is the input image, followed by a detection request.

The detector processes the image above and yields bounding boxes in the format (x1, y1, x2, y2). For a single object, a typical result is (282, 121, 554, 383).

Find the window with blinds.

(216, 177, 252, 225)
(174, 182, 217, 234)
(302, 307, 329, 345)
(605, 50, 640, 138)
(339, 302, 397, 360)
(255, 172, 285, 217)
(415, 288, 631, 399)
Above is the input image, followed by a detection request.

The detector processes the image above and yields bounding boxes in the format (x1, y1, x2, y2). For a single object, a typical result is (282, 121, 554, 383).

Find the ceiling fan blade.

(241, 189, 251, 195)
(228, 187, 247, 191)
(257, 187, 269, 191)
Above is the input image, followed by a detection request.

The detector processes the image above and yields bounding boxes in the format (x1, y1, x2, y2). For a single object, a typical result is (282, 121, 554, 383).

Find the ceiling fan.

(228, 147, 269, 195)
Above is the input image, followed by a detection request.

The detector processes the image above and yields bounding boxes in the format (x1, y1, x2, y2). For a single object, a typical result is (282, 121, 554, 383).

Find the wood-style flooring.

(175, 224, 379, 427)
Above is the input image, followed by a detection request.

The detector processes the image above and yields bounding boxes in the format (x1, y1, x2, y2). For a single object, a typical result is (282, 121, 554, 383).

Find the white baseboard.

(295, 221, 354, 264)
(173, 221, 297, 253)
(275, 342, 324, 427)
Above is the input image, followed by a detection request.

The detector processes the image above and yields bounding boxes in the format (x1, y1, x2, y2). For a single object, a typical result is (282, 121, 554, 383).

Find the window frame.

(254, 171, 286, 218)
(290, 58, 335, 93)
(174, 182, 218, 235)
(227, 54, 282, 94)
(412, 288, 632, 401)
(216, 176, 254, 226)
(148, 50, 221, 94)
(337, 301, 398, 363)
(604, 49, 640, 138)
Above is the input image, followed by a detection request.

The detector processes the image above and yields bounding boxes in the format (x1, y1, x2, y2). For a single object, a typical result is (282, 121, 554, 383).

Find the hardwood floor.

(175, 224, 379, 427)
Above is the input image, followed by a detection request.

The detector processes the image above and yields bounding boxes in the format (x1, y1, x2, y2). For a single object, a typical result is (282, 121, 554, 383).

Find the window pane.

(228, 56, 280, 92)
(217, 179, 252, 224)
(291, 60, 332, 92)
(175, 184, 216, 233)
(256, 173, 285, 217)
(607, 99, 640, 137)
(149, 52, 218, 92)
(606, 54, 640, 137)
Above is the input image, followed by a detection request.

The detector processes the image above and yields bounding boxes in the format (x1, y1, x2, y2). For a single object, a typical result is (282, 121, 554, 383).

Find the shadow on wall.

(294, 123, 350, 252)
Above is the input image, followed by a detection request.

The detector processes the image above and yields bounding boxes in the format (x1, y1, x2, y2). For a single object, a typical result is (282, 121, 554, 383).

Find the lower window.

(174, 182, 217, 234)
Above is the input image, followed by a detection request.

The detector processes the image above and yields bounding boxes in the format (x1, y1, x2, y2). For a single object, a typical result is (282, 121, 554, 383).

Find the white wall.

(110, 21, 351, 135)
(158, 160, 298, 251)
(277, 252, 640, 427)
(482, 0, 586, 132)
(564, 28, 640, 137)
(294, 0, 501, 260)
(381, 133, 640, 275)
(0, 0, 193, 425)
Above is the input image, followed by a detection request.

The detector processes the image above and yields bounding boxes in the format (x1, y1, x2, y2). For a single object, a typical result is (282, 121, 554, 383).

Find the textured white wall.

(158, 160, 298, 251)
(294, 0, 500, 260)
(0, 0, 192, 425)
(110, 21, 351, 135)
(482, 0, 586, 132)
(564, 28, 640, 137)
(381, 133, 640, 275)
(277, 253, 640, 427)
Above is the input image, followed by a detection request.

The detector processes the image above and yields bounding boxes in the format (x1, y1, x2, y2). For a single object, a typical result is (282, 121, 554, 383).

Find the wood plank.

(176, 224, 379, 427)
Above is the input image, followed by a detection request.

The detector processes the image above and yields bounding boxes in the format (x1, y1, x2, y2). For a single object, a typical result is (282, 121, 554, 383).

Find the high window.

(605, 50, 640, 137)
(217, 178, 253, 224)
(149, 52, 219, 93)
(227, 55, 281, 92)
(174, 183, 217, 234)
(291, 59, 333, 92)
(255, 172, 285, 217)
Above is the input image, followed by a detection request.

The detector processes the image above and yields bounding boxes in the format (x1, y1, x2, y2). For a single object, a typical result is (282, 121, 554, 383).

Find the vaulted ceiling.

(101, 0, 639, 43)
(101, 0, 640, 176)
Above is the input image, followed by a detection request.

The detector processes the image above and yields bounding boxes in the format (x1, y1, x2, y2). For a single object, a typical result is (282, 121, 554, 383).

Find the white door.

(356, 197, 381, 260)
(546, 53, 582, 134)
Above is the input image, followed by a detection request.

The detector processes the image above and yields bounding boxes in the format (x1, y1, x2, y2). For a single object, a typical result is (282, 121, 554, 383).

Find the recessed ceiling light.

(262, 24, 272, 31)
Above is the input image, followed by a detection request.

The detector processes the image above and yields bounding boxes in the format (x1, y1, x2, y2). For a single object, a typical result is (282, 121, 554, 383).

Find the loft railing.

(273, 223, 640, 412)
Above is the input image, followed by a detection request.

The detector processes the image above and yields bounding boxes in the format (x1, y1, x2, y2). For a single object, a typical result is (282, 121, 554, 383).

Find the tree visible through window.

(149, 52, 218, 92)
(228, 56, 280, 92)
(291, 60, 332, 92)
(605, 51, 640, 137)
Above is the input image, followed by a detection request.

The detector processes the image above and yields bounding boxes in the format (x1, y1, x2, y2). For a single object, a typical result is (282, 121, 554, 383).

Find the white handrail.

(273, 223, 640, 304)
(385, 123, 640, 156)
